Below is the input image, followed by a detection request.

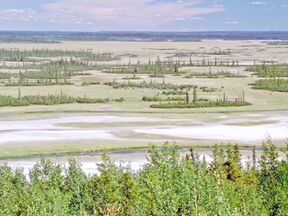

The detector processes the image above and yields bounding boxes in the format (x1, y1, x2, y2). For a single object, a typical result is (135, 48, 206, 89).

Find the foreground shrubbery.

(0, 141, 288, 215)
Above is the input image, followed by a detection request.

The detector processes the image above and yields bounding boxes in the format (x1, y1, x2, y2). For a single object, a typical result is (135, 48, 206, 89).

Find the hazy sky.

(0, 0, 287, 31)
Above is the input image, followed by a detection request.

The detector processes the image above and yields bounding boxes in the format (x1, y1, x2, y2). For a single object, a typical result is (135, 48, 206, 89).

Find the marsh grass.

(151, 90, 249, 109)
(185, 71, 246, 79)
(104, 80, 196, 90)
(0, 91, 123, 107)
(0, 48, 118, 62)
(252, 78, 288, 92)
(143, 96, 185, 102)
(151, 100, 250, 109)
(246, 64, 288, 77)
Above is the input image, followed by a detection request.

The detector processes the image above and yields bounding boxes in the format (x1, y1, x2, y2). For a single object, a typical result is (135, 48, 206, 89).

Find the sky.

(0, 0, 287, 31)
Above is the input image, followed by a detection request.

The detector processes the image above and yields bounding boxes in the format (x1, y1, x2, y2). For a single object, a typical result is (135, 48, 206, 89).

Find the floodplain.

(0, 39, 287, 162)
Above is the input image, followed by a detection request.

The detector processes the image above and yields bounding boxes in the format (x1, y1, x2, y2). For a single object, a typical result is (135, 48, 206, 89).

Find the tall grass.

(104, 80, 196, 90)
(185, 71, 245, 79)
(0, 91, 123, 107)
(151, 100, 250, 109)
(246, 64, 288, 77)
(252, 78, 288, 92)
(0, 48, 118, 62)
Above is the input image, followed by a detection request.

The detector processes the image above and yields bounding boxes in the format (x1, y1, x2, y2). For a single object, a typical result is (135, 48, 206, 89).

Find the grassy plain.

(0, 40, 287, 158)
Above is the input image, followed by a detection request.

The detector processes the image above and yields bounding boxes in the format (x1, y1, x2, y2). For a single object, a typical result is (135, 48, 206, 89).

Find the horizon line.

(1, 30, 288, 33)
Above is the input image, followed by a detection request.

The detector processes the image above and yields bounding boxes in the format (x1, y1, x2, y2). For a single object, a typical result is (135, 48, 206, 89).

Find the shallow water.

(0, 114, 165, 144)
(0, 112, 287, 144)
(134, 123, 288, 141)
(134, 114, 288, 142)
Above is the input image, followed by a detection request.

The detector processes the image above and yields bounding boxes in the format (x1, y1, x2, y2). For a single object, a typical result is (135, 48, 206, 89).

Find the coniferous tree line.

(0, 48, 117, 62)
(0, 141, 287, 215)
(150, 89, 249, 109)
(169, 48, 233, 57)
(103, 57, 241, 78)
(247, 63, 288, 92)
(0, 90, 123, 107)
(252, 79, 288, 92)
(247, 63, 288, 77)
(184, 70, 245, 79)
(4, 60, 96, 86)
(104, 80, 196, 90)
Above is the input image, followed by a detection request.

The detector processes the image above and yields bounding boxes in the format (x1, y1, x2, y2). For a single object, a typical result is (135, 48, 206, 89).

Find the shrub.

(2, 141, 287, 215)
(252, 79, 288, 92)
(151, 100, 250, 109)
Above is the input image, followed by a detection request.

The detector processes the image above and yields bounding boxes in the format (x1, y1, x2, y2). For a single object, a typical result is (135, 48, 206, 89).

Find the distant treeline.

(1, 31, 288, 43)
(0, 48, 117, 62)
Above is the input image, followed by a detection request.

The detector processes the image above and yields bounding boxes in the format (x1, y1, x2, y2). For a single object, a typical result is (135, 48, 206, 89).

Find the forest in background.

(1, 31, 288, 43)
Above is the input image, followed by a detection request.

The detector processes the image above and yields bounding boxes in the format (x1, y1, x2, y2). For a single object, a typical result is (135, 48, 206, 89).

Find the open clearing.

(0, 40, 288, 159)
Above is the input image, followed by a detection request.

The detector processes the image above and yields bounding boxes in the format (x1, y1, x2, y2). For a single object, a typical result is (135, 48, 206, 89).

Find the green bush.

(1, 141, 287, 215)
(185, 71, 245, 79)
(143, 96, 184, 102)
(151, 100, 250, 109)
(104, 80, 196, 90)
(252, 79, 288, 92)
(0, 48, 117, 62)
(246, 64, 288, 77)
(76, 97, 109, 104)
(0, 93, 124, 107)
